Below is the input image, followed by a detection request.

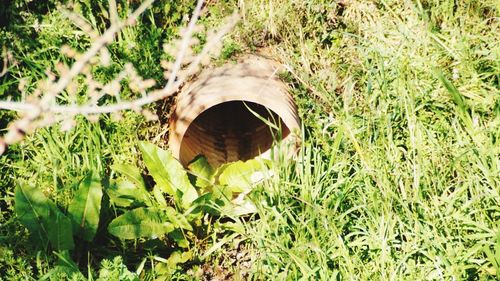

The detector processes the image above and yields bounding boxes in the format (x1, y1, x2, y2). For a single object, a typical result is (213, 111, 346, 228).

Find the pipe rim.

(168, 55, 301, 166)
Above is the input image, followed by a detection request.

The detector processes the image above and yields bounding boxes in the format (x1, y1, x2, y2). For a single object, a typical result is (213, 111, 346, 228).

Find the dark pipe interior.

(179, 101, 290, 166)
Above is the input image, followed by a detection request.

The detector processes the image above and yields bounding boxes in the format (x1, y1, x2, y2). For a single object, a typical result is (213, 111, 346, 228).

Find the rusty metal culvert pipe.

(168, 55, 301, 167)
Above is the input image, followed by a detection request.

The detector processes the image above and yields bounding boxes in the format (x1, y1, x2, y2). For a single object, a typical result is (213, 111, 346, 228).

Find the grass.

(1, 0, 499, 280)
(219, 0, 499, 279)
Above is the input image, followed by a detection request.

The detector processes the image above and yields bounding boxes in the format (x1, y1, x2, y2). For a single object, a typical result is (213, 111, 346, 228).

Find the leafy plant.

(138, 141, 198, 210)
(13, 141, 269, 276)
(96, 256, 139, 281)
(15, 184, 74, 251)
(106, 141, 269, 241)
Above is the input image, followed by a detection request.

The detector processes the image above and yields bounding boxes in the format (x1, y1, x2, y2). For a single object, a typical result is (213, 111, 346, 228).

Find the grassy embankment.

(0, 0, 499, 280)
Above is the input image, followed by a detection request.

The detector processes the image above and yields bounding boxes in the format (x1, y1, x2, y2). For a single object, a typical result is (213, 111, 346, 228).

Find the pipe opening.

(179, 101, 290, 166)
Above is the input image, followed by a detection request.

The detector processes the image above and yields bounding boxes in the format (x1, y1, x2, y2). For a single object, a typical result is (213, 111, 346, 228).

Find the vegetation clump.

(0, 0, 499, 280)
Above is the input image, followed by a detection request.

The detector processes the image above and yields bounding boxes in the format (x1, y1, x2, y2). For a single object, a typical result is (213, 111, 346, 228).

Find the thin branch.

(49, 0, 154, 98)
(0, 46, 11, 78)
(0, 10, 238, 116)
(0, 101, 35, 112)
(0, 0, 153, 113)
(0, 0, 239, 154)
(164, 0, 204, 90)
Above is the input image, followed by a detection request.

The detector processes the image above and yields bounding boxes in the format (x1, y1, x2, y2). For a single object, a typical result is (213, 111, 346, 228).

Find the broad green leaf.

(15, 184, 74, 250)
(153, 185, 167, 207)
(154, 251, 192, 277)
(164, 207, 192, 231)
(212, 185, 233, 201)
(168, 229, 189, 248)
(68, 172, 103, 241)
(218, 159, 268, 193)
(138, 141, 186, 195)
(219, 222, 246, 234)
(15, 184, 51, 247)
(185, 192, 221, 218)
(166, 251, 192, 268)
(40, 251, 84, 280)
(181, 186, 199, 211)
(107, 181, 135, 207)
(112, 163, 146, 190)
(222, 198, 257, 217)
(187, 155, 215, 188)
(138, 142, 198, 208)
(107, 180, 151, 207)
(46, 210, 75, 251)
(108, 207, 174, 239)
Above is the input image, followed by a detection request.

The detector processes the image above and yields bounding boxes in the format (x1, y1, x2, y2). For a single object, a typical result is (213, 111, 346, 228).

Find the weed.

(12, 141, 267, 278)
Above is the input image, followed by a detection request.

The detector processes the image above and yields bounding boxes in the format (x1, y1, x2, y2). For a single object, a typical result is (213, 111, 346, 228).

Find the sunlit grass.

(220, 0, 500, 279)
(0, 0, 498, 279)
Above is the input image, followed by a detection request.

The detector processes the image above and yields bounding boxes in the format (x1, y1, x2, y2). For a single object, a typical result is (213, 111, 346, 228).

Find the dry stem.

(0, 0, 238, 155)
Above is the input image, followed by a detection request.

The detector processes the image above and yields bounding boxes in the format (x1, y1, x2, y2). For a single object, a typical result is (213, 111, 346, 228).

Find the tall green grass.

(0, 0, 498, 280)
(217, 0, 499, 279)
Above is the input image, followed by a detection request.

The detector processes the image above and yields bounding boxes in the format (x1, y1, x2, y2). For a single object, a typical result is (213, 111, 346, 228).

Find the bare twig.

(50, 0, 154, 97)
(164, 0, 205, 90)
(0, 46, 13, 78)
(0, 0, 239, 155)
(0, 15, 238, 116)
